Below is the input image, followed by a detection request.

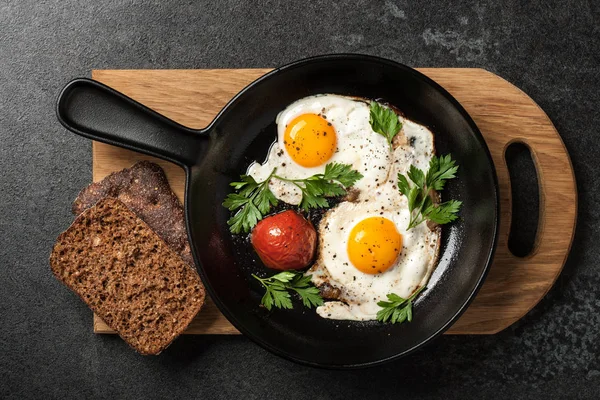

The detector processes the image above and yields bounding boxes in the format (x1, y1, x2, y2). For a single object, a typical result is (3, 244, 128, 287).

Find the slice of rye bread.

(50, 198, 205, 355)
(72, 161, 194, 267)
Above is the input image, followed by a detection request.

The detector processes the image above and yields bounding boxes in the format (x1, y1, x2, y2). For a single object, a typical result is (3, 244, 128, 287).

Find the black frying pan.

(56, 54, 499, 368)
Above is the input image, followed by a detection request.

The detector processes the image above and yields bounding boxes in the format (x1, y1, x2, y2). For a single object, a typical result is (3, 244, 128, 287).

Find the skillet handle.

(56, 78, 208, 168)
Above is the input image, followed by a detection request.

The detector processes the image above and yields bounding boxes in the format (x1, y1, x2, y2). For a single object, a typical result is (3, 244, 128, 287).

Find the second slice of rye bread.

(50, 198, 205, 355)
(72, 161, 194, 266)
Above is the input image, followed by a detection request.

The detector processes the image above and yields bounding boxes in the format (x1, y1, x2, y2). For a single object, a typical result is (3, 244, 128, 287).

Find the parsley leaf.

(254, 185, 278, 214)
(223, 163, 363, 233)
(426, 154, 459, 191)
(292, 162, 363, 211)
(322, 163, 364, 187)
(299, 189, 330, 212)
(269, 287, 293, 310)
(397, 174, 411, 197)
(376, 286, 426, 324)
(226, 200, 262, 234)
(397, 154, 462, 230)
(423, 199, 462, 225)
(253, 271, 324, 311)
(369, 101, 403, 149)
(223, 170, 277, 234)
(265, 270, 296, 283)
(407, 165, 425, 189)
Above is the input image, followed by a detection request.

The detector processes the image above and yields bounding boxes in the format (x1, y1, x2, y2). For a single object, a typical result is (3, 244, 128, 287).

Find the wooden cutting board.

(90, 68, 576, 335)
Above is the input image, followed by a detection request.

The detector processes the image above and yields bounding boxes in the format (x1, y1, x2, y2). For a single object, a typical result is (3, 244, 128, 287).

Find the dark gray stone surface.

(1, 0, 598, 398)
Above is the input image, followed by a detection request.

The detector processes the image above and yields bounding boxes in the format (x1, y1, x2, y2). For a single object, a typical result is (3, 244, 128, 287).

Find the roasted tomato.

(251, 210, 317, 270)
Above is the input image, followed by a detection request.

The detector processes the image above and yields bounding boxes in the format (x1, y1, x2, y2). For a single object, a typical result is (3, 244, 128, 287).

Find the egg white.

(247, 94, 392, 205)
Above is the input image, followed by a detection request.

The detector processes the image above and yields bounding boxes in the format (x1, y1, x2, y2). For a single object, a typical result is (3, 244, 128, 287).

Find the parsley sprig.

(369, 101, 403, 149)
(252, 271, 324, 311)
(376, 286, 426, 324)
(223, 163, 363, 233)
(398, 154, 462, 230)
(277, 163, 363, 210)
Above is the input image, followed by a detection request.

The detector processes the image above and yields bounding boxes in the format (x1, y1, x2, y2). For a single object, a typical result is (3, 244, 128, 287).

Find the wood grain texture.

(90, 68, 576, 335)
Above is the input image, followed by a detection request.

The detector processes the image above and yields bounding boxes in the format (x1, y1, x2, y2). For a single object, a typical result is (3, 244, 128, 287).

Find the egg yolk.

(347, 217, 403, 274)
(283, 114, 337, 167)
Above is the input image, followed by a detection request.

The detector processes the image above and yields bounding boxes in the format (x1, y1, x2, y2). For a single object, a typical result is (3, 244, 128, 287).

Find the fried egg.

(308, 116, 440, 321)
(247, 95, 391, 205)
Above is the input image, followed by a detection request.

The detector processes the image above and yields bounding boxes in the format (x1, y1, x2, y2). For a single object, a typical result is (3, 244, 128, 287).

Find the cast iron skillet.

(56, 54, 499, 368)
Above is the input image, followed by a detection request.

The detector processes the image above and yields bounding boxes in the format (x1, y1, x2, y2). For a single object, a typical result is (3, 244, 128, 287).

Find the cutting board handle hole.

(505, 142, 540, 257)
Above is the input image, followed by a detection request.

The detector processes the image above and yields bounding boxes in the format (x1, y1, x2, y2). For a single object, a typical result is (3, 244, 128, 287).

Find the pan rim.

(186, 53, 500, 369)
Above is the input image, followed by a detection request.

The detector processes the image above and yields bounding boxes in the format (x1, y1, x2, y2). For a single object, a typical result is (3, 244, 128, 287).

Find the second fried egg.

(308, 195, 440, 321)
